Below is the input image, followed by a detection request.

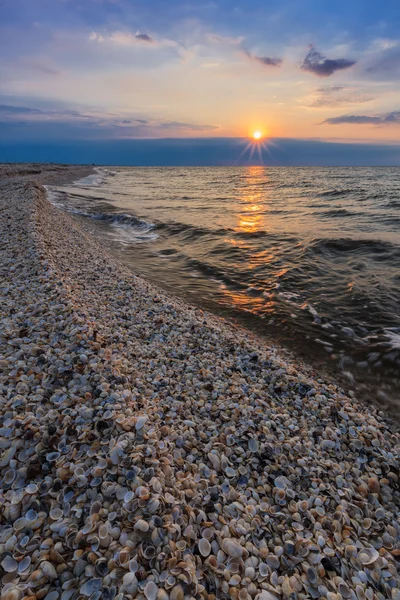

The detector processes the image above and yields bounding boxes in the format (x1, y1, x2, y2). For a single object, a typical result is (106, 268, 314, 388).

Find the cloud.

(307, 85, 374, 108)
(89, 30, 162, 47)
(242, 48, 282, 68)
(134, 33, 154, 43)
(323, 111, 400, 125)
(0, 103, 219, 139)
(254, 56, 282, 67)
(364, 43, 400, 81)
(300, 45, 356, 77)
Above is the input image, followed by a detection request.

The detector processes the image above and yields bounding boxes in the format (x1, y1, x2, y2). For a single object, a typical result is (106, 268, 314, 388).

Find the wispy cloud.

(364, 42, 400, 81)
(242, 48, 282, 68)
(300, 45, 356, 77)
(89, 30, 173, 47)
(0, 103, 219, 138)
(307, 85, 374, 107)
(323, 111, 400, 125)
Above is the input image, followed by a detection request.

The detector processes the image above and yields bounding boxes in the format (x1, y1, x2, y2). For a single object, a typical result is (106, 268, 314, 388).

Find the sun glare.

(253, 131, 262, 140)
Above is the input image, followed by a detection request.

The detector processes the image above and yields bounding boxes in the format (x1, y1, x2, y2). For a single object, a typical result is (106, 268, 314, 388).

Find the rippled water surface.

(49, 166, 400, 404)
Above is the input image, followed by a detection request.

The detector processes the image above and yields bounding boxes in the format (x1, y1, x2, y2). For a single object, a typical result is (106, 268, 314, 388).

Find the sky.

(1, 0, 400, 164)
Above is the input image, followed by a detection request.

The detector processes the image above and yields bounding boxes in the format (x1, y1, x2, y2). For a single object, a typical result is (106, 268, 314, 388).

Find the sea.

(47, 166, 400, 407)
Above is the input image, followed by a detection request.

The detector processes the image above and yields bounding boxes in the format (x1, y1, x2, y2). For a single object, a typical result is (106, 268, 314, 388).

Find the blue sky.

(1, 0, 400, 164)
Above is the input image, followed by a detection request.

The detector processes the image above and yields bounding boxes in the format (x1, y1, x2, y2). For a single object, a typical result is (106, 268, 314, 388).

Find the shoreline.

(1, 164, 399, 600)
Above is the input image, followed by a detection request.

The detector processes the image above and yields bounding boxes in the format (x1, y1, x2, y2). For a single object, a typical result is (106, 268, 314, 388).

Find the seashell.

(18, 556, 31, 573)
(256, 592, 279, 600)
(46, 452, 60, 462)
(50, 508, 63, 520)
(358, 547, 379, 566)
(259, 563, 269, 577)
(144, 581, 158, 600)
(245, 566, 255, 579)
(123, 572, 137, 587)
(2, 588, 24, 600)
(248, 439, 259, 453)
(345, 545, 357, 558)
(165, 575, 176, 589)
(356, 585, 366, 600)
(338, 582, 351, 598)
(208, 453, 221, 471)
(42, 561, 58, 579)
(13, 518, 27, 531)
(170, 584, 184, 600)
(199, 538, 211, 557)
(266, 554, 280, 569)
(135, 519, 149, 532)
(143, 545, 156, 560)
(80, 578, 102, 596)
(1, 556, 18, 572)
(95, 560, 109, 577)
(4, 469, 16, 485)
(44, 592, 60, 600)
(25, 483, 38, 494)
(26, 509, 38, 522)
(222, 538, 243, 558)
(135, 416, 148, 430)
(307, 567, 318, 584)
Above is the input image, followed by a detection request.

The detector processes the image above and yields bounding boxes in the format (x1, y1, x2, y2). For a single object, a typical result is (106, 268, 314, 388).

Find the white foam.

(383, 329, 400, 350)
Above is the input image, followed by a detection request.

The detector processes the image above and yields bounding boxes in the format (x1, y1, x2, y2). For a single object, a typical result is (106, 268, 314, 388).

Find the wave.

(308, 237, 400, 261)
(319, 208, 354, 218)
(316, 188, 357, 198)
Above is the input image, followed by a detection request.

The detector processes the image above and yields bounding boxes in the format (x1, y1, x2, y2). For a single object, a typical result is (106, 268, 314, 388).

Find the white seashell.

(144, 581, 158, 600)
(1, 556, 18, 572)
(256, 592, 279, 600)
(208, 452, 221, 471)
(358, 547, 379, 565)
(123, 572, 137, 586)
(248, 438, 259, 452)
(25, 483, 38, 494)
(135, 416, 148, 430)
(134, 519, 149, 532)
(222, 538, 243, 558)
(198, 538, 211, 557)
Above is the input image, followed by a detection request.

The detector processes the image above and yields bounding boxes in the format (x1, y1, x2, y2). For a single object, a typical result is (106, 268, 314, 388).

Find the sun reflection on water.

(218, 166, 280, 315)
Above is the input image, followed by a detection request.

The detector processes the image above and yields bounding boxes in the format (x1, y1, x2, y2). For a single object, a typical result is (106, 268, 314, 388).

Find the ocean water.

(48, 166, 400, 405)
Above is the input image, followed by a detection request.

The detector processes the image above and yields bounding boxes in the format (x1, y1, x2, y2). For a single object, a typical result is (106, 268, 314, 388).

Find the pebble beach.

(0, 164, 399, 600)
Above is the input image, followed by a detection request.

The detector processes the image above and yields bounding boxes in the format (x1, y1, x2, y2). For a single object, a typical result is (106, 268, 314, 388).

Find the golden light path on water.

(216, 166, 279, 314)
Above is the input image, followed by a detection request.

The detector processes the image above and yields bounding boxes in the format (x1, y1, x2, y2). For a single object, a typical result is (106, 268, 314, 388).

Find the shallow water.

(48, 166, 400, 404)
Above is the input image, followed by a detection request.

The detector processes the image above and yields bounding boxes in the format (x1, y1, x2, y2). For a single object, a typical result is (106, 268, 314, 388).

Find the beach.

(0, 164, 399, 600)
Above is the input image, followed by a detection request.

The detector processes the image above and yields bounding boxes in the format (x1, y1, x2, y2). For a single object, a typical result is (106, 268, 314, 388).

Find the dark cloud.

(134, 33, 154, 43)
(243, 48, 282, 68)
(323, 111, 400, 125)
(301, 45, 355, 77)
(254, 56, 282, 67)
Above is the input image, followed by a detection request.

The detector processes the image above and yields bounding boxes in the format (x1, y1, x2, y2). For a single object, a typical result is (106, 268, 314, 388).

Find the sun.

(253, 131, 262, 140)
